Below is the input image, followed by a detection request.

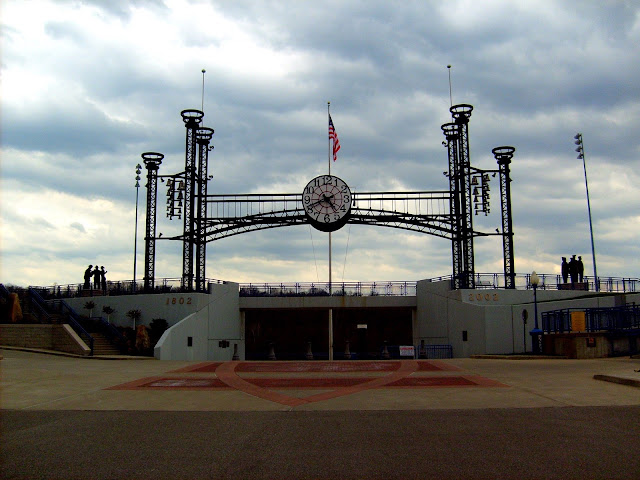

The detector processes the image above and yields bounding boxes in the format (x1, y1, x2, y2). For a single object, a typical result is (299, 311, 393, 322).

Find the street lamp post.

(530, 271, 542, 354)
(574, 133, 599, 292)
(133, 163, 142, 292)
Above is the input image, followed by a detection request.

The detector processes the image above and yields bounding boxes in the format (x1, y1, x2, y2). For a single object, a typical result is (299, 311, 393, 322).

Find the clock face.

(302, 175, 352, 232)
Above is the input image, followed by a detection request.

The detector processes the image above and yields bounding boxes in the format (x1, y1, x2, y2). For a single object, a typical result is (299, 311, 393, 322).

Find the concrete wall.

(0, 324, 91, 355)
(154, 282, 242, 361)
(414, 280, 634, 357)
(64, 292, 211, 327)
(240, 294, 416, 310)
(54, 280, 639, 360)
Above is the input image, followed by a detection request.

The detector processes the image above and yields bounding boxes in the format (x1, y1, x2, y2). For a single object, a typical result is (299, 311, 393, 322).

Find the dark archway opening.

(244, 307, 413, 360)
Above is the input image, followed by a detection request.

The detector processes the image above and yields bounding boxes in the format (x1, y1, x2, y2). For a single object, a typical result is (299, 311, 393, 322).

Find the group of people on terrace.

(561, 255, 584, 284)
(83, 265, 108, 292)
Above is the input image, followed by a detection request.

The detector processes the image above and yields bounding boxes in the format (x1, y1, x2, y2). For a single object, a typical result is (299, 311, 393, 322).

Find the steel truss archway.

(143, 104, 516, 292)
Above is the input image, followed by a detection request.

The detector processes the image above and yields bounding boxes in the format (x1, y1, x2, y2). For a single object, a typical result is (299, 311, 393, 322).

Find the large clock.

(302, 175, 352, 232)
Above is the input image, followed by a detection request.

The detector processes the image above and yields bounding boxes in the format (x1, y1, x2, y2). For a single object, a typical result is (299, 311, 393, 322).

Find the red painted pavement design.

(107, 360, 507, 406)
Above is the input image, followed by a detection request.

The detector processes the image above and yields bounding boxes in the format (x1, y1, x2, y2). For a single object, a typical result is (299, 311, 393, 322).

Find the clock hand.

(308, 197, 328, 209)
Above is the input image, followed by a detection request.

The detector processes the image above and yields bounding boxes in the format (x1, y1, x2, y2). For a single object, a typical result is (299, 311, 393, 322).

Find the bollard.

(419, 339, 427, 359)
(382, 341, 390, 359)
(344, 340, 351, 360)
(267, 342, 276, 360)
(305, 341, 314, 360)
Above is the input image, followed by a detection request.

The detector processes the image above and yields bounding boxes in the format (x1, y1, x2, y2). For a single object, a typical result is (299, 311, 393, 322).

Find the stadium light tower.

(574, 133, 599, 292)
(133, 163, 142, 292)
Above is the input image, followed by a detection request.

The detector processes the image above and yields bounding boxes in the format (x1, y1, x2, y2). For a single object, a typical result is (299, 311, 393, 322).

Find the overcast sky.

(1, 0, 639, 288)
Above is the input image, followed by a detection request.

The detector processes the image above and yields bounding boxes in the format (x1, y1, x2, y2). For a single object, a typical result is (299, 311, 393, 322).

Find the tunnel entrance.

(244, 307, 413, 360)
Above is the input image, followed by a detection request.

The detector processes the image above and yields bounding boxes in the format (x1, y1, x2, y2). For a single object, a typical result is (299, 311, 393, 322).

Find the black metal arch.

(143, 104, 516, 292)
(196, 191, 454, 243)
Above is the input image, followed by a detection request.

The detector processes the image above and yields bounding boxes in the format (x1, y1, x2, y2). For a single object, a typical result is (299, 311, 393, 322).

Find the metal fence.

(542, 305, 640, 334)
(27, 273, 639, 299)
(471, 273, 638, 293)
(239, 281, 416, 297)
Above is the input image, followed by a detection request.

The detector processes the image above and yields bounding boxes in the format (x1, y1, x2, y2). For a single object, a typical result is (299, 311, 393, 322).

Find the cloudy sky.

(1, 0, 639, 288)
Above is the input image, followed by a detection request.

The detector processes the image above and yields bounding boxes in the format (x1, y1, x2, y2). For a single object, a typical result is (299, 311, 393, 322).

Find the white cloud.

(1, 0, 639, 288)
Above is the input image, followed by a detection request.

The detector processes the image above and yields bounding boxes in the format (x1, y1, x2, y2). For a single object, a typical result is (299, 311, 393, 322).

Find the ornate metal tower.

(195, 127, 214, 292)
(450, 104, 475, 288)
(142, 152, 163, 291)
(493, 146, 516, 289)
(180, 109, 204, 291)
(441, 122, 464, 289)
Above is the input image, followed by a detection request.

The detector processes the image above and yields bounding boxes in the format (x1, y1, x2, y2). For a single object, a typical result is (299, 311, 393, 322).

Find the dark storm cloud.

(1, 0, 638, 286)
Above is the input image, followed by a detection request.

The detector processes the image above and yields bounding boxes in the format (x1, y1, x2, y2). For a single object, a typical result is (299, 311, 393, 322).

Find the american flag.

(329, 114, 341, 162)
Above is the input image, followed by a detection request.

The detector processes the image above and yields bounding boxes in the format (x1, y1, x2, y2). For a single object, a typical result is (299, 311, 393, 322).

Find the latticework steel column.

(493, 146, 516, 289)
(180, 109, 204, 291)
(442, 122, 463, 289)
(195, 127, 214, 293)
(451, 104, 474, 288)
(142, 152, 163, 291)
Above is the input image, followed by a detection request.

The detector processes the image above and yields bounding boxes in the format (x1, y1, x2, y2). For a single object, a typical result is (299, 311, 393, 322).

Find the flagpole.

(327, 101, 331, 174)
(201, 69, 206, 112)
(327, 103, 332, 289)
(327, 101, 333, 360)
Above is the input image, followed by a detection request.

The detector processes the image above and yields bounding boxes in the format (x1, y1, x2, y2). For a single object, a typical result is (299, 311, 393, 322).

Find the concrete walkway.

(1, 348, 639, 411)
(2, 349, 640, 480)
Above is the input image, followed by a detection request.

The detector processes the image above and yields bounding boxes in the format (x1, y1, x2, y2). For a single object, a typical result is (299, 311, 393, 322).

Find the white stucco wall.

(64, 292, 210, 328)
(58, 279, 638, 360)
(154, 282, 242, 361)
(414, 280, 633, 357)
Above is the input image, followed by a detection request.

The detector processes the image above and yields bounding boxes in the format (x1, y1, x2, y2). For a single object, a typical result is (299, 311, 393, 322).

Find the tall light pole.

(574, 133, 599, 292)
(530, 271, 542, 354)
(133, 163, 142, 292)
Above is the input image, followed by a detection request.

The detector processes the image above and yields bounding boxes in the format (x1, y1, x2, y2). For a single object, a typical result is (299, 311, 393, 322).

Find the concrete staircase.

(91, 332, 123, 356)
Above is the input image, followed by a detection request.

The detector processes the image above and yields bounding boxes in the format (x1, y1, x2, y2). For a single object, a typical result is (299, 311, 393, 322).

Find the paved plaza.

(2, 349, 640, 479)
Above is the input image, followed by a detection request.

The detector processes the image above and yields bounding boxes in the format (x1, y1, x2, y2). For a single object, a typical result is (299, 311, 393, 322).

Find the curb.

(0, 345, 155, 360)
(593, 374, 640, 388)
(471, 354, 569, 360)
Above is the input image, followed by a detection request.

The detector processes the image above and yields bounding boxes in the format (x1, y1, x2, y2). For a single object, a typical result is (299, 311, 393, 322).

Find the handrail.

(27, 274, 640, 298)
(31, 288, 94, 355)
(51, 299, 127, 354)
(28, 293, 54, 324)
(51, 300, 95, 355)
(542, 304, 640, 334)
(239, 281, 415, 297)
(94, 314, 128, 353)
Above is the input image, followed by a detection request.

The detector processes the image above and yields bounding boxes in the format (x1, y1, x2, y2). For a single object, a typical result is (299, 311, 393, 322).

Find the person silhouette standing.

(84, 265, 93, 289)
(577, 256, 584, 283)
(569, 255, 578, 284)
(100, 266, 108, 292)
(93, 265, 101, 289)
(561, 257, 569, 284)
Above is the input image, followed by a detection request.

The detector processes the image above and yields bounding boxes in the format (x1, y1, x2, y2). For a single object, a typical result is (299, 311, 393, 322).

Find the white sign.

(399, 346, 415, 357)
(357, 324, 367, 329)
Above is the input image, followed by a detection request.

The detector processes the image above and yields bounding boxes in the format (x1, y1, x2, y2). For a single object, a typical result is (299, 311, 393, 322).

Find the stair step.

(89, 333, 123, 355)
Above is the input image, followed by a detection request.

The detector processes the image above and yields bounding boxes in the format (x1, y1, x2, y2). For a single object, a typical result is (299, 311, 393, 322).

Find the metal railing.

(417, 344, 454, 359)
(239, 281, 416, 297)
(29, 278, 227, 299)
(28, 273, 639, 299)
(469, 273, 638, 293)
(542, 305, 640, 334)
(48, 299, 127, 353)
(28, 288, 94, 354)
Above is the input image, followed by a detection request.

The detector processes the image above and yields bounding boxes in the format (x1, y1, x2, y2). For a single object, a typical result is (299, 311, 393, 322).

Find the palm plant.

(84, 301, 96, 318)
(102, 305, 115, 323)
(126, 309, 142, 329)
